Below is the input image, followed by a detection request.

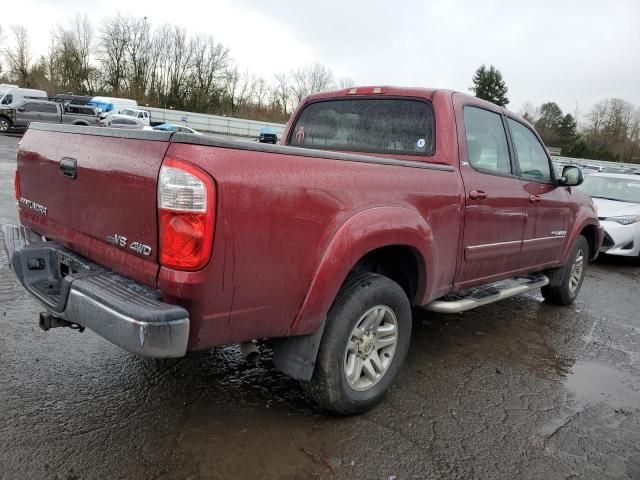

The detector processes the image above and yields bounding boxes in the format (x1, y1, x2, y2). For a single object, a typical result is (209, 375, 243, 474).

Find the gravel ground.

(0, 133, 638, 480)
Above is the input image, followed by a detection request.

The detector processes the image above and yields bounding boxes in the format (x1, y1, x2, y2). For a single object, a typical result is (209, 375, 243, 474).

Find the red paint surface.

(16, 88, 600, 351)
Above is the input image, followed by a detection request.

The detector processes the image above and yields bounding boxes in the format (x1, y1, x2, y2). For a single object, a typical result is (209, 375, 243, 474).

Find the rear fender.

(273, 206, 432, 381)
(290, 206, 432, 336)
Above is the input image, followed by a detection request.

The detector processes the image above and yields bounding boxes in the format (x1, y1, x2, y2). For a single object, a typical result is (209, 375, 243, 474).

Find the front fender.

(562, 201, 601, 263)
(289, 206, 433, 336)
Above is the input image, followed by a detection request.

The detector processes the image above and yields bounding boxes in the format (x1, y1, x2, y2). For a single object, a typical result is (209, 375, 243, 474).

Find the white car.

(105, 116, 146, 129)
(104, 108, 150, 126)
(578, 173, 640, 257)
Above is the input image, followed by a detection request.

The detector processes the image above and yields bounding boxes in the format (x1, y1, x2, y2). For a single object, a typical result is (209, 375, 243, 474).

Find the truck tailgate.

(16, 124, 172, 287)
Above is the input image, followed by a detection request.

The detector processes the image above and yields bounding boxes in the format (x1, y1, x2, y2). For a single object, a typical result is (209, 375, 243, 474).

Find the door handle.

(469, 190, 488, 200)
(529, 195, 541, 203)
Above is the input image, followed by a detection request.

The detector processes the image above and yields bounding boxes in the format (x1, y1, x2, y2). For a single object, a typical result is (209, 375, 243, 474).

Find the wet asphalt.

(0, 134, 639, 480)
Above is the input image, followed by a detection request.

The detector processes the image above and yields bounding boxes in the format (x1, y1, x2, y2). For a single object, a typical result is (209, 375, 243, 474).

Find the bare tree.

(291, 62, 335, 103)
(252, 76, 268, 108)
(190, 34, 230, 110)
(338, 77, 355, 89)
(50, 14, 94, 93)
(4, 25, 32, 85)
(125, 16, 152, 98)
(224, 67, 255, 113)
(273, 72, 292, 115)
(99, 15, 129, 95)
(0, 26, 4, 77)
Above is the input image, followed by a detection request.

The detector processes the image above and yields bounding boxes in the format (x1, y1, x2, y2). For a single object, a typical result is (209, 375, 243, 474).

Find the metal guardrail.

(145, 106, 287, 138)
(552, 155, 640, 171)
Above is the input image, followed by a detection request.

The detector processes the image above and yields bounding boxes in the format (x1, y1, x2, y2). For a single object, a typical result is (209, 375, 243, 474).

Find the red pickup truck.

(3, 87, 602, 414)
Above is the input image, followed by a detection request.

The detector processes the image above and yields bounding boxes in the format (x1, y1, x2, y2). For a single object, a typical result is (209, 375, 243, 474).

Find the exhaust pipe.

(239, 340, 260, 364)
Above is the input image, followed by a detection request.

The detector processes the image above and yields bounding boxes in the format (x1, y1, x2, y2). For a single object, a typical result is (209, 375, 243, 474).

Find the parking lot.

(0, 133, 639, 479)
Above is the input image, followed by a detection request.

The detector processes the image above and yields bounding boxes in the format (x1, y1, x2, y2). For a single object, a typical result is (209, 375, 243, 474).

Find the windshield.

(577, 176, 640, 203)
(289, 98, 434, 156)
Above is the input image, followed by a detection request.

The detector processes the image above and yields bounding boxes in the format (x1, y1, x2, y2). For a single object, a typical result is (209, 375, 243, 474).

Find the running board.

(425, 275, 549, 313)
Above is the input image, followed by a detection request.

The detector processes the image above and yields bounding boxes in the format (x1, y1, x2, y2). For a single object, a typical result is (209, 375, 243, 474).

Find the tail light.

(158, 158, 216, 270)
(14, 170, 20, 201)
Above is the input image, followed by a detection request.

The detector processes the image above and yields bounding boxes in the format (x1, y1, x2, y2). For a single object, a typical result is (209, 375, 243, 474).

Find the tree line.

(0, 16, 353, 123)
(472, 64, 640, 163)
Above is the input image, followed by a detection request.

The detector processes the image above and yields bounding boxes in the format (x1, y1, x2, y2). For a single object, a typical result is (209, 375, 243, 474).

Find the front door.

(453, 95, 528, 288)
(15, 102, 42, 127)
(506, 117, 570, 266)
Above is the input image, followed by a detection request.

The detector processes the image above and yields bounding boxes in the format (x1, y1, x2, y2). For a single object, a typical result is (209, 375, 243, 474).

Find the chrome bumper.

(2, 224, 189, 358)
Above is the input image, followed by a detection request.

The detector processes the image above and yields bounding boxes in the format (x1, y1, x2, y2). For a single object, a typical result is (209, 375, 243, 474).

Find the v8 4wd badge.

(106, 234, 152, 256)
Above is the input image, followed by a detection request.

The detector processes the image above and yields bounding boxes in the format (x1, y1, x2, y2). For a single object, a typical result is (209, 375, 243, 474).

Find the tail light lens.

(158, 158, 216, 270)
(14, 170, 20, 201)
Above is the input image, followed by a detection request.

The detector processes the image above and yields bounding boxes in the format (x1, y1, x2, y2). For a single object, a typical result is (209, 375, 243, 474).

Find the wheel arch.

(291, 206, 432, 336)
(272, 206, 432, 381)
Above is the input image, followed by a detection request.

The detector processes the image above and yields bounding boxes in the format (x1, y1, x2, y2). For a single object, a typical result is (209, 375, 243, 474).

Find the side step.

(425, 274, 549, 313)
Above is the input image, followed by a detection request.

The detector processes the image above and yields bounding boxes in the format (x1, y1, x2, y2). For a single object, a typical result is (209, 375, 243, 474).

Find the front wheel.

(0, 116, 12, 133)
(541, 235, 589, 305)
(301, 273, 412, 415)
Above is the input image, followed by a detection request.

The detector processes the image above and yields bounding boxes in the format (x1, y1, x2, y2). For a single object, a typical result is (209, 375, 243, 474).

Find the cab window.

(507, 118, 552, 182)
(463, 106, 512, 175)
(1, 94, 13, 105)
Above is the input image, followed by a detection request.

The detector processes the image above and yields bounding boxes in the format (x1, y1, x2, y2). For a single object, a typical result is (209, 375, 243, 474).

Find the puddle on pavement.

(565, 361, 640, 409)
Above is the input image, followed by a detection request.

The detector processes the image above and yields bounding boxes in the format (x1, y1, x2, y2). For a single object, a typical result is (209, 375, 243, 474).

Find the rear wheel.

(0, 116, 12, 133)
(301, 273, 412, 415)
(541, 235, 589, 305)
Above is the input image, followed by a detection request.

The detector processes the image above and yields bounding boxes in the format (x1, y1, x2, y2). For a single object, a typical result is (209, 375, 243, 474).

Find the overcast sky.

(5, 0, 640, 119)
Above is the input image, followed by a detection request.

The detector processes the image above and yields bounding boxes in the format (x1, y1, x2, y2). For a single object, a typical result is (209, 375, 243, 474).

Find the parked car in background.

(104, 116, 146, 129)
(258, 126, 278, 144)
(578, 173, 640, 257)
(52, 94, 93, 106)
(150, 123, 202, 134)
(105, 108, 151, 126)
(0, 99, 100, 132)
(0, 86, 48, 107)
(580, 164, 604, 175)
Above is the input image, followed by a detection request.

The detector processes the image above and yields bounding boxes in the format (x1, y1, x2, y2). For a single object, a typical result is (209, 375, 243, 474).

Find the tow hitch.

(39, 312, 85, 332)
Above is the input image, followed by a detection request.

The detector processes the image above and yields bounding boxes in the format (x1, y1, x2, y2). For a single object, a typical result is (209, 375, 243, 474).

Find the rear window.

(289, 98, 434, 156)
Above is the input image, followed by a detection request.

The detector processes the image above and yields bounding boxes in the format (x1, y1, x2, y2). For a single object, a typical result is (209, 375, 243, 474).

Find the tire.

(301, 273, 412, 415)
(0, 116, 12, 133)
(541, 235, 589, 305)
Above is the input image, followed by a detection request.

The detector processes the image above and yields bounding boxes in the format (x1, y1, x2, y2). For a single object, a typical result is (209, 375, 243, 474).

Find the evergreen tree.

(470, 64, 509, 106)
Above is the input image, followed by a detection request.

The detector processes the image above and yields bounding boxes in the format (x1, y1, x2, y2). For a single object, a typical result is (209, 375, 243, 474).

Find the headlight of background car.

(603, 215, 640, 225)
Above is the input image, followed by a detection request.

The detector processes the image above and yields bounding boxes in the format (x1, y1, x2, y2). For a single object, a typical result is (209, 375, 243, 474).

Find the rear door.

(17, 125, 172, 286)
(453, 94, 528, 288)
(39, 103, 61, 123)
(506, 117, 571, 265)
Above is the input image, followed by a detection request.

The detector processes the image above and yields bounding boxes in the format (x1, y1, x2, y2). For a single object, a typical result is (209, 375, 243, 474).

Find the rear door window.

(463, 106, 512, 175)
(289, 98, 434, 156)
(41, 104, 58, 114)
(507, 118, 553, 182)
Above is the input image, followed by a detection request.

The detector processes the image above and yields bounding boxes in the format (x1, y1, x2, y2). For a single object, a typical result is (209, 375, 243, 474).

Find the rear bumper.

(2, 224, 189, 358)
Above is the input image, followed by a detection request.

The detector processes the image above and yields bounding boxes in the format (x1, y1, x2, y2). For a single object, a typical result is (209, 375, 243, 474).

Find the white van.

(0, 86, 48, 106)
(89, 96, 138, 116)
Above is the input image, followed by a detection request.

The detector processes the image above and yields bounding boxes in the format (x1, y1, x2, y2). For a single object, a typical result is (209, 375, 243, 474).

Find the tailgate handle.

(60, 157, 77, 179)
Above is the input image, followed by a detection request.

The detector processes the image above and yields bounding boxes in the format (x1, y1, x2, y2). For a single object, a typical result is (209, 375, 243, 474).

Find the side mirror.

(559, 166, 583, 187)
(17, 107, 25, 112)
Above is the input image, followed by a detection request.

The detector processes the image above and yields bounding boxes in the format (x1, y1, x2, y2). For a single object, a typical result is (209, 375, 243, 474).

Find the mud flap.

(272, 317, 326, 382)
